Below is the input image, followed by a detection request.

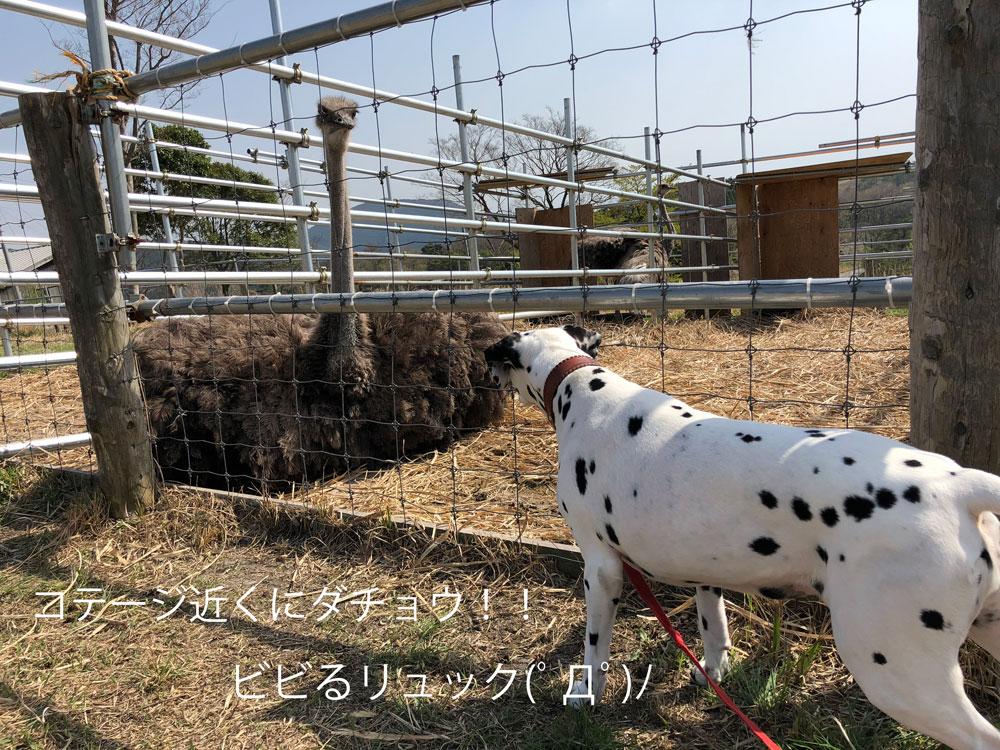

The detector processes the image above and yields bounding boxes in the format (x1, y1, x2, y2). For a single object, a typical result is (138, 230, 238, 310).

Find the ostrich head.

(316, 96, 358, 148)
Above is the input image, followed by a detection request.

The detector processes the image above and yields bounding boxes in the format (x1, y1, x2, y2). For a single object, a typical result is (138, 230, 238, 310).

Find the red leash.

(621, 561, 782, 750)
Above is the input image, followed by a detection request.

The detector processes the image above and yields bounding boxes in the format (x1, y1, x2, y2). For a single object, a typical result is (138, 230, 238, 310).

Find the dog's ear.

(484, 332, 523, 369)
(563, 324, 602, 358)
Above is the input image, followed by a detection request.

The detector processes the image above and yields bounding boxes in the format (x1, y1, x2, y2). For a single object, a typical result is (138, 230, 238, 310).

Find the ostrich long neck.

(322, 129, 360, 358)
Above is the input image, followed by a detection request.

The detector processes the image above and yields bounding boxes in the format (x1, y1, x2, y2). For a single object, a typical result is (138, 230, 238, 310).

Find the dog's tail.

(956, 468, 1000, 517)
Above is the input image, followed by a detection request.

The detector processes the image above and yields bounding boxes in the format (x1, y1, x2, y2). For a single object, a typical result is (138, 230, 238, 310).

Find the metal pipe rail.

(0, 277, 911, 318)
(2, 317, 71, 326)
(0, 264, 735, 287)
(0, 431, 91, 458)
(0, 183, 730, 243)
(109, 102, 726, 216)
(839, 250, 913, 262)
(0, 349, 76, 370)
(2, 80, 726, 218)
(840, 222, 912, 233)
(0, 0, 727, 187)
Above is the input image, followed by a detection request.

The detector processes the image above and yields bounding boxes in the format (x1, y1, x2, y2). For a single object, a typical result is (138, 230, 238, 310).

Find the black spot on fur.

(557, 394, 563, 415)
(564, 384, 572, 398)
(612, 597, 620, 605)
(592, 368, 604, 374)
(875, 488, 897, 509)
(844, 495, 875, 522)
(589, 378, 605, 391)
(982, 548, 994, 570)
(584, 579, 590, 590)
(712, 587, 722, 596)
(589, 632, 599, 646)
(604, 495, 613, 513)
(700, 585, 711, 591)
(570, 421, 575, 429)
(813, 466, 820, 474)
(632, 488, 638, 498)
(873, 652, 887, 665)
(806, 430, 828, 438)
(740, 434, 762, 443)
(813, 580, 825, 595)
(759, 490, 778, 509)
(816, 545, 829, 563)
(759, 587, 787, 599)
(791, 497, 812, 521)
(628, 416, 644, 436)
(749, 537, 780, 556)
(589, 460, 596, 474)
(820, 507, 840, 527)
(682, 412, 692, 418)
(903, 485, 921, 503)
(605, 524, 620, 545)
(920, 609, 945, 630)
(866, 482, 874, 494)
(575, 458, 587, 495)
(561, 501, 567, 513)
(904, 459, 922, 467)
(526, 365, 531, 373)
(839, 554, 846, 562)
(701, 615, 709, 630)
(561, 399, 571, 421)
(673, 405, 683, 410)
(843, 457, 856, 466)
(596, 531, 604, 542)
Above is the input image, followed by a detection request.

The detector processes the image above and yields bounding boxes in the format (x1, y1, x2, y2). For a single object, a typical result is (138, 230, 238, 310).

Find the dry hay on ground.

(1, 465, 997, 749)
(0, 309, 910, 542)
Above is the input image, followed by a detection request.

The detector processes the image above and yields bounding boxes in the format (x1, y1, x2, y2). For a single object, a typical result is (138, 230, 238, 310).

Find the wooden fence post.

(909, 2, 1000, 471)
(18, 91, 155, 516)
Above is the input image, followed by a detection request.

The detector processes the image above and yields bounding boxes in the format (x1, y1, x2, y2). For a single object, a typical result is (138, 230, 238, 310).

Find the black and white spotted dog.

(486, 324, 1000, 750)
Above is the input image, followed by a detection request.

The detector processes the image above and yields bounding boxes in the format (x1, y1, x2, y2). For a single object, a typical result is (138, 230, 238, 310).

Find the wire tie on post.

(310, 294, 318, 314)
(885, 277, 894, 309)
(391, 0, 403, 26)
(488, 287, 498, 314)
(223, 296, 235, 315)
(805, 277, 813, 310)
(349, 292, 359, 314)
(267, 295, 278, 315)
(431, 289, 441, 312)
(632, 283, 642, 316)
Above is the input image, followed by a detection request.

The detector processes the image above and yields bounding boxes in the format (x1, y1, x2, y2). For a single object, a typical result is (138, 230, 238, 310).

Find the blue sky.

(0, 0, 917, 228)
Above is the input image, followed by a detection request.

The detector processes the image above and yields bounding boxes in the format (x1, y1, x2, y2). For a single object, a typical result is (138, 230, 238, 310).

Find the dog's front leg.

(568, 546, 623, 706)
(692, 586, 732, 686)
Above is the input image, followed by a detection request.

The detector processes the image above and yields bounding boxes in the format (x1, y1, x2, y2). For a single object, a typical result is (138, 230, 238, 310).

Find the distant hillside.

(309, 198, 463, 254)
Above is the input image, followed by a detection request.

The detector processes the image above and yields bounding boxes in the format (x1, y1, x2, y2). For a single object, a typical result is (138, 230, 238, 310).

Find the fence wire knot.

(852, 0, 866, 13)
(744, 17, 757, 36)
(567, 53, 579, 70)
(850, 100, 864, 119)
(649, 37, 662, 54)
(745, 115, 758, 133)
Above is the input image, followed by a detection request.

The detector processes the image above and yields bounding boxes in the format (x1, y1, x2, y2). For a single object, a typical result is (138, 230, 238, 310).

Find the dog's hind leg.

(691, 586, 732, 686)
(829, 577, 1000, 749)
(568, 545, 623, 706)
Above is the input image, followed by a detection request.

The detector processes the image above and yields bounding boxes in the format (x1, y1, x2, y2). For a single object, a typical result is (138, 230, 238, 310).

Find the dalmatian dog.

(485, 324, 1000, 750)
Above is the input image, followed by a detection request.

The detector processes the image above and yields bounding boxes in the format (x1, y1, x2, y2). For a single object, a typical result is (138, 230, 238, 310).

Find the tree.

(431, 107, 624, 219)
(594, 171, 679, 230)
(909, 0, 1000, 472)
(131, 124, 297, 276)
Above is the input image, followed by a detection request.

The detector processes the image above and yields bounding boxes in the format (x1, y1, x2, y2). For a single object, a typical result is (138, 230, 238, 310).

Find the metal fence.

(0, 0, 914, 540)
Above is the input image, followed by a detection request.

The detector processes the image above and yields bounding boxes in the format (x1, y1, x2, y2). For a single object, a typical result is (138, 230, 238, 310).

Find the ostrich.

(576, 235, 671, 284)
(133, 97, 507, 489)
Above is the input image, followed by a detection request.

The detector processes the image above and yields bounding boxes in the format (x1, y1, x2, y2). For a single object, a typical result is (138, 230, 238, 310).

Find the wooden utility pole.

(19, 92, 154, 516)
(910, 1, 1000, 471)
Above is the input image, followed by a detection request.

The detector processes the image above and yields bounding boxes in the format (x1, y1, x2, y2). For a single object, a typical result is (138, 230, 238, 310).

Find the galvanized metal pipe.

(452, 55, 480, 279)
(0, 431, 92, 458)
(142, 121, 181, 282)
(267, 0, 313, 281)
(0, 264, 737, 286)
(0, 277, 911, 318)
(0, 0, 725, 187)
(82, 0, 135, 271)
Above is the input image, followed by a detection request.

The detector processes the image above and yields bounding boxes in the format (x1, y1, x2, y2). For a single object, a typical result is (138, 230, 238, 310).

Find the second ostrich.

(134, 97, 507, 488)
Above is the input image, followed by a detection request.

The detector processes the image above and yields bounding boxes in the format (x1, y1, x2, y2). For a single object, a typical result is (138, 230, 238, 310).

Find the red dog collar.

(543, 355, 598, 424)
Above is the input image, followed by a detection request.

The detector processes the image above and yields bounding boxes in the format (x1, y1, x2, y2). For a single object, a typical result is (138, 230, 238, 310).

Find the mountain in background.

(308, 198, 464, 254)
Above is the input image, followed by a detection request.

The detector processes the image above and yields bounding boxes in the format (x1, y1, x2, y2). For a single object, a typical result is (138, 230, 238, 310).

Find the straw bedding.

(0, 309, 910, 542)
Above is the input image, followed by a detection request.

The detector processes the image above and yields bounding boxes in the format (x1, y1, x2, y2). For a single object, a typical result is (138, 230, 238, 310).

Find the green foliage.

(594, 171, 679, 230)
(131, 124, 296, 269)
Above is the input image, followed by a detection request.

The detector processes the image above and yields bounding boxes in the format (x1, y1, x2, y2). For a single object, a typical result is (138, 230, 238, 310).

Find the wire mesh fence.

(0, 0, 915, 544)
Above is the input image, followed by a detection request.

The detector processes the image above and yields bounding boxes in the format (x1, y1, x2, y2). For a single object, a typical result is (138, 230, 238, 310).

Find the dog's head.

(484, 325, 602, 404)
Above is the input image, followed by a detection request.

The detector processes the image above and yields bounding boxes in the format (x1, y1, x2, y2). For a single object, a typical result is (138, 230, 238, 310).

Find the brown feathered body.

(133, 310, 508, 488)
(576, 236, 671, 284)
